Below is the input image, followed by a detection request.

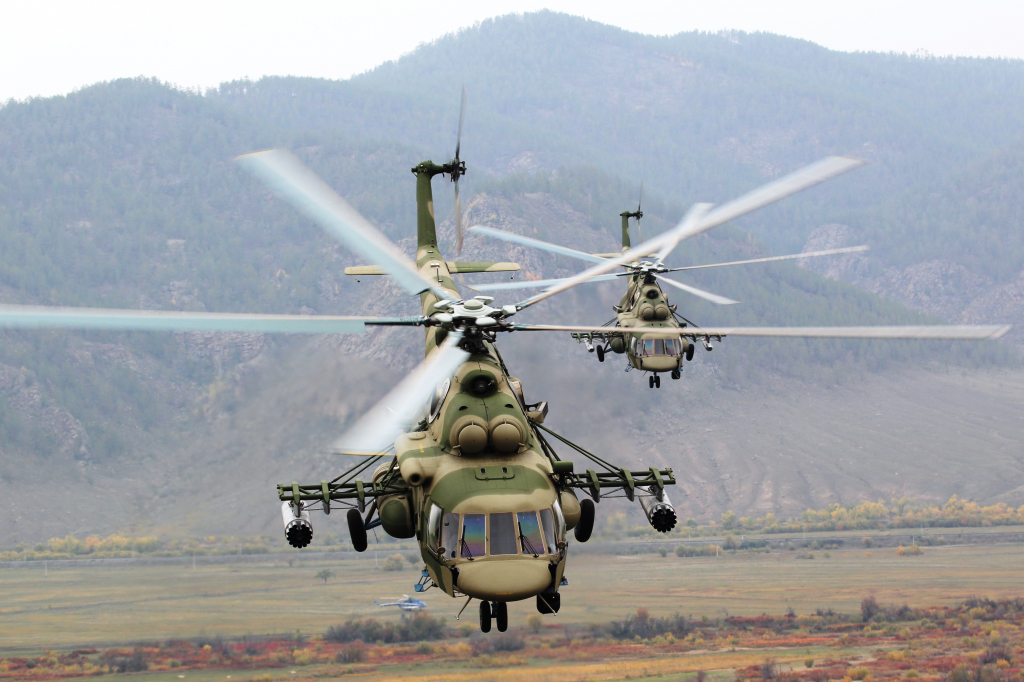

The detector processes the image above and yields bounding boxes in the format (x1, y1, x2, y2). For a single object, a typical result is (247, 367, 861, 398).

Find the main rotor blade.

(516, 156, 865, 309)
(469, 273, 621, 292)
(237, 149, 449, 299)
(666, 245, 870, 272)
(654, 275, 739, 305)
(654, 203, 712, 265)
(0, 305, 423, 334)
(511, 323, 1011, 340)
(469, 226, 607, 264)
(333, 331, 470, 456)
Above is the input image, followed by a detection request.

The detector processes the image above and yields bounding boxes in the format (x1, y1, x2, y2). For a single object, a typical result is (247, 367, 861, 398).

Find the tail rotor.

(449, 85, 468, 254)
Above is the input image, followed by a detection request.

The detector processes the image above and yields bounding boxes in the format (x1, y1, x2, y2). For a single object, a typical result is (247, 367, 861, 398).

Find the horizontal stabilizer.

(345, 265, 387, 276)
(345, 262, 521, 276)
(446, 261, 521, 273)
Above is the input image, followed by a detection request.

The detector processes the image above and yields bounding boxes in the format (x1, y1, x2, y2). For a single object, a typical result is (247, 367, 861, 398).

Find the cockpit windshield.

(642, 338, 678, 356)
(445, 508, 561, 559)
(461, 514, 486, 558)
(517, 511, 544, 556)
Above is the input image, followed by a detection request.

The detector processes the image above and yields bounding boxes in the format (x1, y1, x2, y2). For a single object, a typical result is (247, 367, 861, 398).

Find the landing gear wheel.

(347, 508, 367, 552)
(479, 600, 492, 633)
(671, 370, 680, 380)
(686, 344, 695, 361)
(596, 346, 605, 363)
(494, 602, 508, 632)
(655, 375, 661, 388)
(575, 498, 595, 542)
(648, 375, 654, 388)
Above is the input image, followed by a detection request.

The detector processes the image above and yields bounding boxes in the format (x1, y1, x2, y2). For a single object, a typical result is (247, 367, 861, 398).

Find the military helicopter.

(0, 94, 1008, 633)
(376, 595, 428, 612)
(467, 187, 983, 387)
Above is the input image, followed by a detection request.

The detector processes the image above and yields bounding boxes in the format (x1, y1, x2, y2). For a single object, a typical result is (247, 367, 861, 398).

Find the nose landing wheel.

(479, 600, 491, 633)
(494, 601, 508, 632)
(649, 374, 661, 388)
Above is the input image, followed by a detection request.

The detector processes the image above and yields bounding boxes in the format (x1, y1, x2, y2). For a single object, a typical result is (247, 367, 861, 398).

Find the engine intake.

(638, 486, 677, 533)
(281, 501, 313, 548)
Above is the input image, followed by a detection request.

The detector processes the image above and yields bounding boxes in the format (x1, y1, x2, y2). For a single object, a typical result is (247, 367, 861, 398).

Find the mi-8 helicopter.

(469, 193, 926, 387)
(0, 93, 1008, 633)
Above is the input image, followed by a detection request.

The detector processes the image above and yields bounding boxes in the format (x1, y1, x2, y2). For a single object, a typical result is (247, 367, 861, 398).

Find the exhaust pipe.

(282, 501, 313, 548)
(638, 486, 677, 533)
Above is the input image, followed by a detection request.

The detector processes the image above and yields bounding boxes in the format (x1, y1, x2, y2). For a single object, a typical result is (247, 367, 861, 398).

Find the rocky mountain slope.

(1, 13, 1023, 544)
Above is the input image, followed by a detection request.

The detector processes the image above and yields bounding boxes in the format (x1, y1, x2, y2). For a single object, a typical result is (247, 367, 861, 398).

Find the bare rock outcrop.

(800, 224, 1022, 341)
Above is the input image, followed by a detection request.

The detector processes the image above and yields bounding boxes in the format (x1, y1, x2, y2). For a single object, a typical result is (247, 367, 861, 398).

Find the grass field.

(2, 541, 1023, 650)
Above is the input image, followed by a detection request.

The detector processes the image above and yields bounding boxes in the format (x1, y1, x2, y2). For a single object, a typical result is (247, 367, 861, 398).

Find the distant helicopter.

(471, 195, 881, 388)
(376, 595, 428, 612)
(0, 91, 1006, 634)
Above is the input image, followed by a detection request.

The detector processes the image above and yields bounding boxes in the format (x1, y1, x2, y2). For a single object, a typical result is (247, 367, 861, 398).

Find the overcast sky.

(2, 0, 1022, 103)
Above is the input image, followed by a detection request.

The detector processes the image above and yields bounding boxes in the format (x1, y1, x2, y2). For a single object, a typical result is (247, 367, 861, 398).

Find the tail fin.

(619, 212, 632, 253)
(413, 163, 442, 250)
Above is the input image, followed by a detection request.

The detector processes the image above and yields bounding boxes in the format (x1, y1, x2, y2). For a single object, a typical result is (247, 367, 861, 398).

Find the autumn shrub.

(382, 554, 405, 571)
(332, 642, 366, 663)
(849, 667, 870, 680)
(676, 544, 719, 557)
(472, 634, 525, 654)
(325, 612, 446, 643)
(981, 647, 1012, 665)
(110, 650, 147, 673)
(598, 608, 691, 640)
(862, 596, 880, 621)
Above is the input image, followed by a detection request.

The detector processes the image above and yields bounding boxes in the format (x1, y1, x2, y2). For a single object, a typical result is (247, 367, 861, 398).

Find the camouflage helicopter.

(467, 187, 946, 387)
(0, 95, 1008, 633)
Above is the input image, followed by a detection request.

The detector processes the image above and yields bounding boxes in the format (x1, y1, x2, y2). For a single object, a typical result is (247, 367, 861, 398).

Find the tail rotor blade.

(455, 84, 466, 162)
(636, 180, 644, 244)
(453, 85, 467, 255)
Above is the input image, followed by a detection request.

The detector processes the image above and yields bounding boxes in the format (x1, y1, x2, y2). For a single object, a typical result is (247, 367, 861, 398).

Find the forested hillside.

(0, 12, 1022, 543)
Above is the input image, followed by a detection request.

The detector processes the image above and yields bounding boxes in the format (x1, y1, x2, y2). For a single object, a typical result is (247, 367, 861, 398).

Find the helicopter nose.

(455, 560, 552, 602)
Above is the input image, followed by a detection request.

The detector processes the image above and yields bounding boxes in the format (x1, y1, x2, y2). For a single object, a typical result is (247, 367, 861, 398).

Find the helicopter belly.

(640, 356, 679, 372)
(455, 559, 553, 602)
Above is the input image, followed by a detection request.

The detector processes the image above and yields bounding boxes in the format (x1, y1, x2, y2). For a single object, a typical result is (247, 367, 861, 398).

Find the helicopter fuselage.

(368, 163, 576, 604)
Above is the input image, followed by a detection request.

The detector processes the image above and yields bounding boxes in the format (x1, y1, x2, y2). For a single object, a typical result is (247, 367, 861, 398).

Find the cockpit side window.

(551, 500, 566, 540)
(426, 503, 443, 550)
(539, 508, 557, 554)
(440, 513, 459, 560)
